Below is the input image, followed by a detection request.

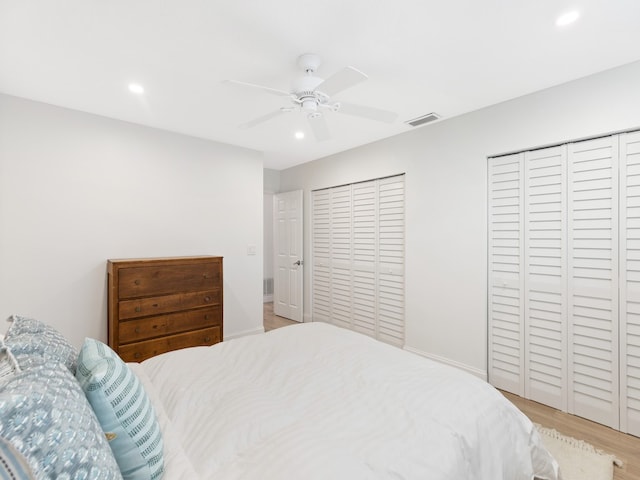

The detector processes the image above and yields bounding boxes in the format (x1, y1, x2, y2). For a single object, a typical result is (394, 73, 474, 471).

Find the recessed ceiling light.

(556, 10, 580, 27)
(128, 83, 145, 94)
(295, 131, 305, 140)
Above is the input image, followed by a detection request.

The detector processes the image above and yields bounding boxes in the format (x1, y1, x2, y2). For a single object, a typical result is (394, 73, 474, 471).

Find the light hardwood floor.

(503, 391, 640, 480)
(263, 301, 297, 332)
(262, 303, 639, 479)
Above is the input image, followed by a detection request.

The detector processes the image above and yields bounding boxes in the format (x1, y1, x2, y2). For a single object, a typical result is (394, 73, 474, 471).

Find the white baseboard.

(403, 346, 487, 381)
(263, 294, 273, 303)
(224, 326, 265, 341)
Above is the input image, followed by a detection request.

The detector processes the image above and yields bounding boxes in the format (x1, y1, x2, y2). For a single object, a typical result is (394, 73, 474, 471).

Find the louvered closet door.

(329, 185, 353, 329)
(311, 175, 405, 346)
(621, 131, 640, 436)
(352, 181, 377, 337)
(312, 189, 331, 323)
(488, 153, 525, 395)
(376, 176, 405, 346)
(524, 146, 567, 410)
(567, 136, 619, 428)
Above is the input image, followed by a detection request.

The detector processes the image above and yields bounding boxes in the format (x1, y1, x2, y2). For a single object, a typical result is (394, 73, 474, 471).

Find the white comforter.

(130, 322, 559, 480)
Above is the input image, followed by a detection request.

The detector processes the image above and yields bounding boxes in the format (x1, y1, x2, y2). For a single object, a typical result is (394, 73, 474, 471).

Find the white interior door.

(274, 190, 303, 321)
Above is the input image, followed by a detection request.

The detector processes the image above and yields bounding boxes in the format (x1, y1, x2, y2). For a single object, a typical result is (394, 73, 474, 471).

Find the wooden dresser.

(107, 256, 223, 362)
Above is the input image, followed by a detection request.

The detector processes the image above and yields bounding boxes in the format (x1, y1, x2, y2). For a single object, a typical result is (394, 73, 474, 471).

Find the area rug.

(535, 424, 622, 480)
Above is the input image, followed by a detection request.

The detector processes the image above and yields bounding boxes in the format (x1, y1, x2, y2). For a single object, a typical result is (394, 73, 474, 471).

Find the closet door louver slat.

(524, 146, 568, 410)
(567, 136, 619, 429)
(621, 131, 640, 436)
(488, 153, 525, 395)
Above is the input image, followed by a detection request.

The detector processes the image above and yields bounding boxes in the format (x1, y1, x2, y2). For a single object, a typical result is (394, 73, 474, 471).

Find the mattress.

(130, 322, 559, 479)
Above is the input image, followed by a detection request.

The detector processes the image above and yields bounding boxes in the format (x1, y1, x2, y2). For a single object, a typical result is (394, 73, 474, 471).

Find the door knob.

(293, 260, 304, 266)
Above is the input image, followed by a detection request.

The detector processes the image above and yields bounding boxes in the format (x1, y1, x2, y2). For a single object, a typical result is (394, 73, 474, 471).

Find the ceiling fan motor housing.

(297, 53, 322, 73)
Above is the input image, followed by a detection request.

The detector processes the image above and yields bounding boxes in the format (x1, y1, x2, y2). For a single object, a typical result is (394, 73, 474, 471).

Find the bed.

(0, 316, 559, 480)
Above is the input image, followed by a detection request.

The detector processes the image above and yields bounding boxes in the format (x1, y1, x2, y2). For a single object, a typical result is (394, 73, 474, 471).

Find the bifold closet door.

(621, 130, 640, 436)
(567, 136, 619, 429)
(311, 176, 405, 347)
(524, 146, 567, 411)
(488, 153, 525, 395)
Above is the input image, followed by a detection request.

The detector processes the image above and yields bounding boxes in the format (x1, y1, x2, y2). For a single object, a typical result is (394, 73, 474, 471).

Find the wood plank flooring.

(263, 301, 297, 332)
(262, 303, 639, 479)
(503, 391, 640, 480)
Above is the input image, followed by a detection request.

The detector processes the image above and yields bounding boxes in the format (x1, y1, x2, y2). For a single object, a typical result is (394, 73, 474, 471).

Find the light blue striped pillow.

(76, 338, 164, 480)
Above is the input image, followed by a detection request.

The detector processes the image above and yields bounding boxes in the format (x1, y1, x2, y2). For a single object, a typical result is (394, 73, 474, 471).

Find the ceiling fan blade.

(314, 66, 368, 97)
(336, 101, 398, 123)
(225, 79, 293, 98)
(239, 109, 286, 129)
(308, 115, 331, 142)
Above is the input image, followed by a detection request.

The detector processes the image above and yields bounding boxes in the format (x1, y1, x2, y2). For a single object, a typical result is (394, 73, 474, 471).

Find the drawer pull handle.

(135, 307, 141, 312)
(134, 352, 141, 359)
(204, 296, 211, 302)
(205, 314, 209, 320)
(203, 274, 208, 279)
(134, 327, 140, 334)
(204, 336, 211, 342)
(134, 279, 140, 285)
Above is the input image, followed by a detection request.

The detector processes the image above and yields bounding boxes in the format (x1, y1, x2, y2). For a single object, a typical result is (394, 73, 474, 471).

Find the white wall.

(279, 60, 640, 378)
(0, 94, 264, 347)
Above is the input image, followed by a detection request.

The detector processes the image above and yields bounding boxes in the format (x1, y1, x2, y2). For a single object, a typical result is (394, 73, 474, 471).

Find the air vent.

(405, 112, 440, 127)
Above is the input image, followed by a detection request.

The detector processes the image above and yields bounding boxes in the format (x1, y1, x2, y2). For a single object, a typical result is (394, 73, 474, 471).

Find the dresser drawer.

(118, 260, 222, 299)
(118, 326, 221, 362)
(118, 289, 221, 320)
(118, 306, 221, 343)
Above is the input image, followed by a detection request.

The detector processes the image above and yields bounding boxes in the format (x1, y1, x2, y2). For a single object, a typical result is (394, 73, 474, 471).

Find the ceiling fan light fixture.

(302, 99, 318, 113)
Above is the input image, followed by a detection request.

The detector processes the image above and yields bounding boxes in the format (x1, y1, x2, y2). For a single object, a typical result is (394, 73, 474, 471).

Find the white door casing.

(273, 190, 303, 322)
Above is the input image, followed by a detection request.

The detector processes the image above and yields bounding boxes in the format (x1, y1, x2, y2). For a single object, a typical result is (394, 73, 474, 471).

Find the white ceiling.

(1, 1, 640, 170)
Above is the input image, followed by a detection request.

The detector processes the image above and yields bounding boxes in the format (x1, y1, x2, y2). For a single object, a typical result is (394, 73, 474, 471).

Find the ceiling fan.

(226, 53, 398, 142)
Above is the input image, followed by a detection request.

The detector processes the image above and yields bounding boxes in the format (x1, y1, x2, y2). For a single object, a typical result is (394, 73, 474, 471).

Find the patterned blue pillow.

(4, 315, 78, 373)
(0, 361, 122, 479)
(0, 341, 20, 381)
(0, 437, 34, 480)
(76, 339, 164, 480)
